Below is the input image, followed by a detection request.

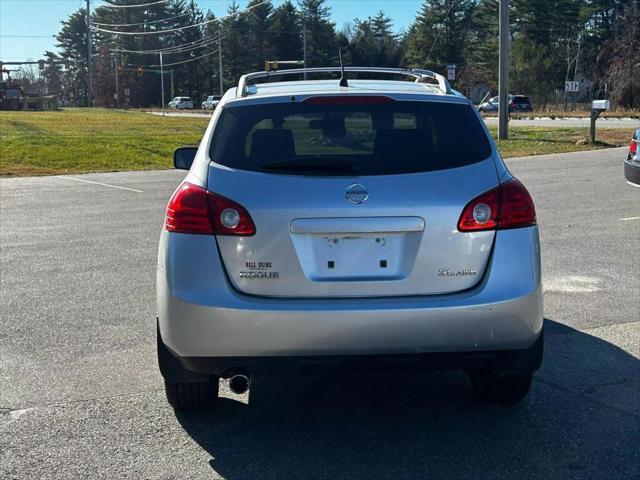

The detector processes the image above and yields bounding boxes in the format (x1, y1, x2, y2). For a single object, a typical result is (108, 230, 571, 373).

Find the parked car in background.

(157, 66, 543, 411)
(168, 96, 193, 110)
(202, 95, 221, 110)
(624, 128, 640, 187)
(58, 97, 73, 107)
(478, 95, 533, 113)
(510, 95, 533, 112)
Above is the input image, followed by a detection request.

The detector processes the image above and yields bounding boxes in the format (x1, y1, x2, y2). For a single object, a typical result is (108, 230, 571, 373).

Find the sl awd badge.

(345, 184, 368, 204)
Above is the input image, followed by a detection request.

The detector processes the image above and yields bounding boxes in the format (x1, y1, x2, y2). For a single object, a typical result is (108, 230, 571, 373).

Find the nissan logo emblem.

(345, 184, 368, 204)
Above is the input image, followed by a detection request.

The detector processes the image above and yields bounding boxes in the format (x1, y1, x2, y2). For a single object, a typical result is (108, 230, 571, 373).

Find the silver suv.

(157, 67, 543, 410)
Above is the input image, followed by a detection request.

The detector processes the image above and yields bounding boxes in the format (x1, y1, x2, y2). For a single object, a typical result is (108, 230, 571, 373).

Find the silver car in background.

(157, 67, 543, 410)
(168, 96, 193, 110)
(624, 128, 640, 187)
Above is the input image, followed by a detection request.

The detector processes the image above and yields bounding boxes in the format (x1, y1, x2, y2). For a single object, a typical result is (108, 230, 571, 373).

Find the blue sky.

(0, 0, 423, 61)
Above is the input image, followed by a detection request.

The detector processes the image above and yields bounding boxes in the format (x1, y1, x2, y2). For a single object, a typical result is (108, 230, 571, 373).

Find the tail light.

(630, 139, 638, 156)
(458, 178, 536, 232)
(165, 182, 255, 236)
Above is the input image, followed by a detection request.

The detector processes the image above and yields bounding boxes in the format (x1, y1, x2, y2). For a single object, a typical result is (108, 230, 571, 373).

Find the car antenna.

(338, 49, 349, 87)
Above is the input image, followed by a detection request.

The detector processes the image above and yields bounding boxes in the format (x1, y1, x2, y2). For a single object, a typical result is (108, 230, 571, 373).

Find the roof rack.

(236, 66, 453, 98)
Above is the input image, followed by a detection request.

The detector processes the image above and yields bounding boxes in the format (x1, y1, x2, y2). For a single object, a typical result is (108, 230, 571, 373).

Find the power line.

(93, 12, 190, 27)
(93, 0, 230, 27)
(101, 0, 169, 8)
(112, 35, 223, 54)
(126, 48, 220, 68)
(92, 0, 270, 36)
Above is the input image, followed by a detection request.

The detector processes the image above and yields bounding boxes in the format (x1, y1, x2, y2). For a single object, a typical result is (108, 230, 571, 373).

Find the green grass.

(487, 126, 629, 157)
(0, 108, 631, 176)
(0, 108, 208, 176)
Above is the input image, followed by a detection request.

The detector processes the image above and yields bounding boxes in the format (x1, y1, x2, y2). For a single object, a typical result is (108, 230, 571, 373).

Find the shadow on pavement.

(176, 319, 639, 480)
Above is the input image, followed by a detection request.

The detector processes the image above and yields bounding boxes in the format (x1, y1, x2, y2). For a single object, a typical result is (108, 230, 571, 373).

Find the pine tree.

(222, 1, 253, 87)
(56, 8, 90, 104)
(269, 1, 303, 61)
(347, 12, 401, 67)
(299, 0, 338, 67)
(404, 0, 476, 72)
(42, 51, 64, 98)
(246, 0, 274, 68)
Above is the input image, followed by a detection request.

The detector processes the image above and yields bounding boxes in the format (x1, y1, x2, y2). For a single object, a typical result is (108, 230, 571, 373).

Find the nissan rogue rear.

(157, 67, 543, 410)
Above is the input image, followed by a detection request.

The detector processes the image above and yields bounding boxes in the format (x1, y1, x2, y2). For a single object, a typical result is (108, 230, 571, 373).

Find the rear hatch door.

(207, 95, 499, 298)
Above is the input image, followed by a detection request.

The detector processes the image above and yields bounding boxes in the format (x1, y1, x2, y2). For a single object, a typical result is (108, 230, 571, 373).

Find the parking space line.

(620, 216, 640, 221)
(56, 176, 144, 193)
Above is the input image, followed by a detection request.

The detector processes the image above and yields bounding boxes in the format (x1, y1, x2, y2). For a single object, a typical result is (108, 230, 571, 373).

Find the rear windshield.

(512, 97, 530, 104)
(209, 100, 492, 176)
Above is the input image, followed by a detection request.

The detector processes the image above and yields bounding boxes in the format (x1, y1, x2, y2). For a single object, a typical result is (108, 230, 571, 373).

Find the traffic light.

(137, 67, 143, 77)
(38, 60, 45, 71)
(117, 64, 123, 73)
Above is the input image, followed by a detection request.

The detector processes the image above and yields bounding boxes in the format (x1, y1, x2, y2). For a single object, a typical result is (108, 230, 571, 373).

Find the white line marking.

(56, 176, 144, 193)
(1, 408, 32, 427)
(620, 216, 640, 221)
(544, 275, 602, 293)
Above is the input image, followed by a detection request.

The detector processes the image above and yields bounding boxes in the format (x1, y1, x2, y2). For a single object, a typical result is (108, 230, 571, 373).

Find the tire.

(157, 322, 220, 410)
(470, 370, 533, 405)
(164, 379, 219, 411)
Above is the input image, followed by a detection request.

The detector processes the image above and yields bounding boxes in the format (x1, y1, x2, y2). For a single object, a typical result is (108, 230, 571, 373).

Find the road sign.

(447, 63, 456, 81)
(565, 81, 580, 93)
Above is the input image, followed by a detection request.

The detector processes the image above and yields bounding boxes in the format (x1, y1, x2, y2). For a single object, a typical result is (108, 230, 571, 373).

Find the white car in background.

(201, 95, 221, 110)
(168, 96, 193, 110)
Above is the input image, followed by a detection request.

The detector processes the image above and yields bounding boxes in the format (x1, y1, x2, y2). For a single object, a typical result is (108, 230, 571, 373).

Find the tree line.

(29, 0, 640, 109)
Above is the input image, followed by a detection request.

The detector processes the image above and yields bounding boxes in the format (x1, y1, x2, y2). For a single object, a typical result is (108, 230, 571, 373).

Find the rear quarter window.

(210, 100, 492, 176)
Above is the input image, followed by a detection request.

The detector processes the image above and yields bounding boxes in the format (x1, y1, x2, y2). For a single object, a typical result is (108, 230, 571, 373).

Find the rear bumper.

(157, 226, 543, 359)
(624, 158, 640, 187)
(159, 323, 544, 379)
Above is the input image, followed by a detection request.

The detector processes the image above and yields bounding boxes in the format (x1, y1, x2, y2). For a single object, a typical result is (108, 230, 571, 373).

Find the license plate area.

(293, 233, 410, 281)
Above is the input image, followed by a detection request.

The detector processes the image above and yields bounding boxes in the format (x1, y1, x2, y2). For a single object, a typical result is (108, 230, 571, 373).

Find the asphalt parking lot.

(1, 147, 639, 479)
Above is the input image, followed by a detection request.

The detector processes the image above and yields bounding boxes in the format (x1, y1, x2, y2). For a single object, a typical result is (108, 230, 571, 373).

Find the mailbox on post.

(590, 99, 610, 143)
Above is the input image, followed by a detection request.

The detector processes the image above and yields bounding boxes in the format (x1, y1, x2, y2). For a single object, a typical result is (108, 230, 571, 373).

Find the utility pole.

(160, 52, 165, 117)
(498, 0, 509, 140)
(218, 25, 223, 95)
(170, 70, 174, 100)
(114, 55, 119, 107)
(86, 0, 93, 107)
(303, 22, 308, 80)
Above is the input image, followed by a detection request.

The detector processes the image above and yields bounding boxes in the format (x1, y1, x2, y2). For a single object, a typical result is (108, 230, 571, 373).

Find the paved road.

(483, 116, 639, 128)
(148, 110, 640, 129)
(1, 148, 639, 479)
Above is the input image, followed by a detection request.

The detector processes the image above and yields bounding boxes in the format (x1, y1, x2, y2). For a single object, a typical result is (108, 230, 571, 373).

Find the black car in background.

(509, 95, 533, 112)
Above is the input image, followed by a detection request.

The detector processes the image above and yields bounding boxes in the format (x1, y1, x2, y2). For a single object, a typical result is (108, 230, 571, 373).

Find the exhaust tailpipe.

(228, 374, 250, 395)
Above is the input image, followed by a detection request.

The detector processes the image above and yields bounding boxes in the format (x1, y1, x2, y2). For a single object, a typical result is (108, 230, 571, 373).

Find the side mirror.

(174, 147, 198, 170)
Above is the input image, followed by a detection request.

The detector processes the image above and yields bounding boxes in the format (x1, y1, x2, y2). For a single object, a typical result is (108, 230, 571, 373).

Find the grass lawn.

(0, 108, 631, 176)
(487, 126, 630, 158)
(0, 108, 208, 176)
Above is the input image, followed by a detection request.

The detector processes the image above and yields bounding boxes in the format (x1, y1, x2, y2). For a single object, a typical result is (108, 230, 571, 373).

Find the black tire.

(157, 322, 220, 410)
(164, 379, 219, 411)
(470, 370, 533, 405)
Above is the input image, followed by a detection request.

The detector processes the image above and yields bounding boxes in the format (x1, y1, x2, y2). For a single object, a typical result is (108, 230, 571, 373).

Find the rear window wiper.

(260, 157, 361, 173)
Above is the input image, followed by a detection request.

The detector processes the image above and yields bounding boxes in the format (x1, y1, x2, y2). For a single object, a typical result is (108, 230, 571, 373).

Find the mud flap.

(157, 319, 215, 383)
(496, 328, 544, 375)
